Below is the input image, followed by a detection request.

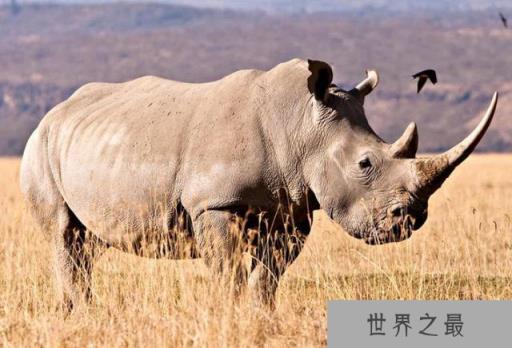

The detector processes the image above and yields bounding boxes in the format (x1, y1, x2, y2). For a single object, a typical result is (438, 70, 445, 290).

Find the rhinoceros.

(20, 58, 497, 309)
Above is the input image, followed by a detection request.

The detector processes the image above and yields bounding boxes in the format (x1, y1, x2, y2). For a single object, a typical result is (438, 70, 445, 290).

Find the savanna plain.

(0, 154, 511, 347)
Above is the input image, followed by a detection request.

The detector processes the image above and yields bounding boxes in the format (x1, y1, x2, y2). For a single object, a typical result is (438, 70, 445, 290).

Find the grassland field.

(0, 154, 511, 347)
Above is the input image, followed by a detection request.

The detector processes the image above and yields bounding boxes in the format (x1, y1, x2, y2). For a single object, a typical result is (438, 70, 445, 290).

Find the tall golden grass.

(1, 155, 511, 347)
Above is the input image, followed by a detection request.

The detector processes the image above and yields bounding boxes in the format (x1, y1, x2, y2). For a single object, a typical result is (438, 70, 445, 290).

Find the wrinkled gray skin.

(20, 59, 498, 310)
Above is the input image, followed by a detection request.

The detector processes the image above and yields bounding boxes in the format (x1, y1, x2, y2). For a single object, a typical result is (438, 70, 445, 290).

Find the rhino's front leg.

(248, 261, 279, 308)
(248, 223, 310, 309)
(193, 210, 248, 296)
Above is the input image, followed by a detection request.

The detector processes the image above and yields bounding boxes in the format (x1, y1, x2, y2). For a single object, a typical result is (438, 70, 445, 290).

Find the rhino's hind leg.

(20, 127, 106, 310)
(53, 206, 108, 311)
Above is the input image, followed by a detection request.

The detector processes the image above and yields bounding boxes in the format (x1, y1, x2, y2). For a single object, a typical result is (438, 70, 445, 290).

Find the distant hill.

(0, 3, 511, 155)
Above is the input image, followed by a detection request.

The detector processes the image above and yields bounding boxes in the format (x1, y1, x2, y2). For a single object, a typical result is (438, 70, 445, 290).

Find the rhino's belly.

(59, 162, 199, 258)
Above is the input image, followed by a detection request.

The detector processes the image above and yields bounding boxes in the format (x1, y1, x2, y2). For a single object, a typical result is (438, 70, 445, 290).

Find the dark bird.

(412, 69, 437, 94)
(499, 12, 508, 28)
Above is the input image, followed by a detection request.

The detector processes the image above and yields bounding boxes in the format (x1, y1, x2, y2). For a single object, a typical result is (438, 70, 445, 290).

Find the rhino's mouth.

(364, 216, 414, 245)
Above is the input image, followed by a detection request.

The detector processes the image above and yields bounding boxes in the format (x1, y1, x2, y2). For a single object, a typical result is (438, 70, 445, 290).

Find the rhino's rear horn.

(390, 122, 418, 158)
(349, 69, 379, 104)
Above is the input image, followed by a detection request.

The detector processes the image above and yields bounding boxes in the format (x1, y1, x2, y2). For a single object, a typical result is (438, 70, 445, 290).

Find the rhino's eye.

(358, 157, 372, 170)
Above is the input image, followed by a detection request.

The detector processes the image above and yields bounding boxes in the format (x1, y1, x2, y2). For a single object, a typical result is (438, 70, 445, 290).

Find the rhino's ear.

(307, 59, 333, 101)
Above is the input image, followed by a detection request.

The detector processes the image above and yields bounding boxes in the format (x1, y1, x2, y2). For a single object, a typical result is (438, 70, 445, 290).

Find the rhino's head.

(302, 60, 498, 245)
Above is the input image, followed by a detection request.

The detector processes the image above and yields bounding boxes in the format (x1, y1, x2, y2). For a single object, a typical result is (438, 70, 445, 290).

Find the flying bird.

(412, 69, 437, 94)
(499, 12, 508, 28)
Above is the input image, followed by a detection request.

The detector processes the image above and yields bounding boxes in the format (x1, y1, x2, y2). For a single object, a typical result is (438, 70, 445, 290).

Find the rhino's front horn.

(415, 92, 498, 196)
(390, 122, 418, 158)
(349, 69, 379, 104)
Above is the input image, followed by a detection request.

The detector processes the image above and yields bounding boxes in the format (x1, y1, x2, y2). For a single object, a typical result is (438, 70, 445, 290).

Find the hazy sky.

(10, 0, 512, 13)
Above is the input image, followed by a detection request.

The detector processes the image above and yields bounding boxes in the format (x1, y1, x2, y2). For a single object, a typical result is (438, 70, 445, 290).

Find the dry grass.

(1, 154, 511, 347)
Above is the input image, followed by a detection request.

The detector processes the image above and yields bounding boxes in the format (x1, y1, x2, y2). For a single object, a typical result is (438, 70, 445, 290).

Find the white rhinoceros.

(20, 59, 498, 309)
